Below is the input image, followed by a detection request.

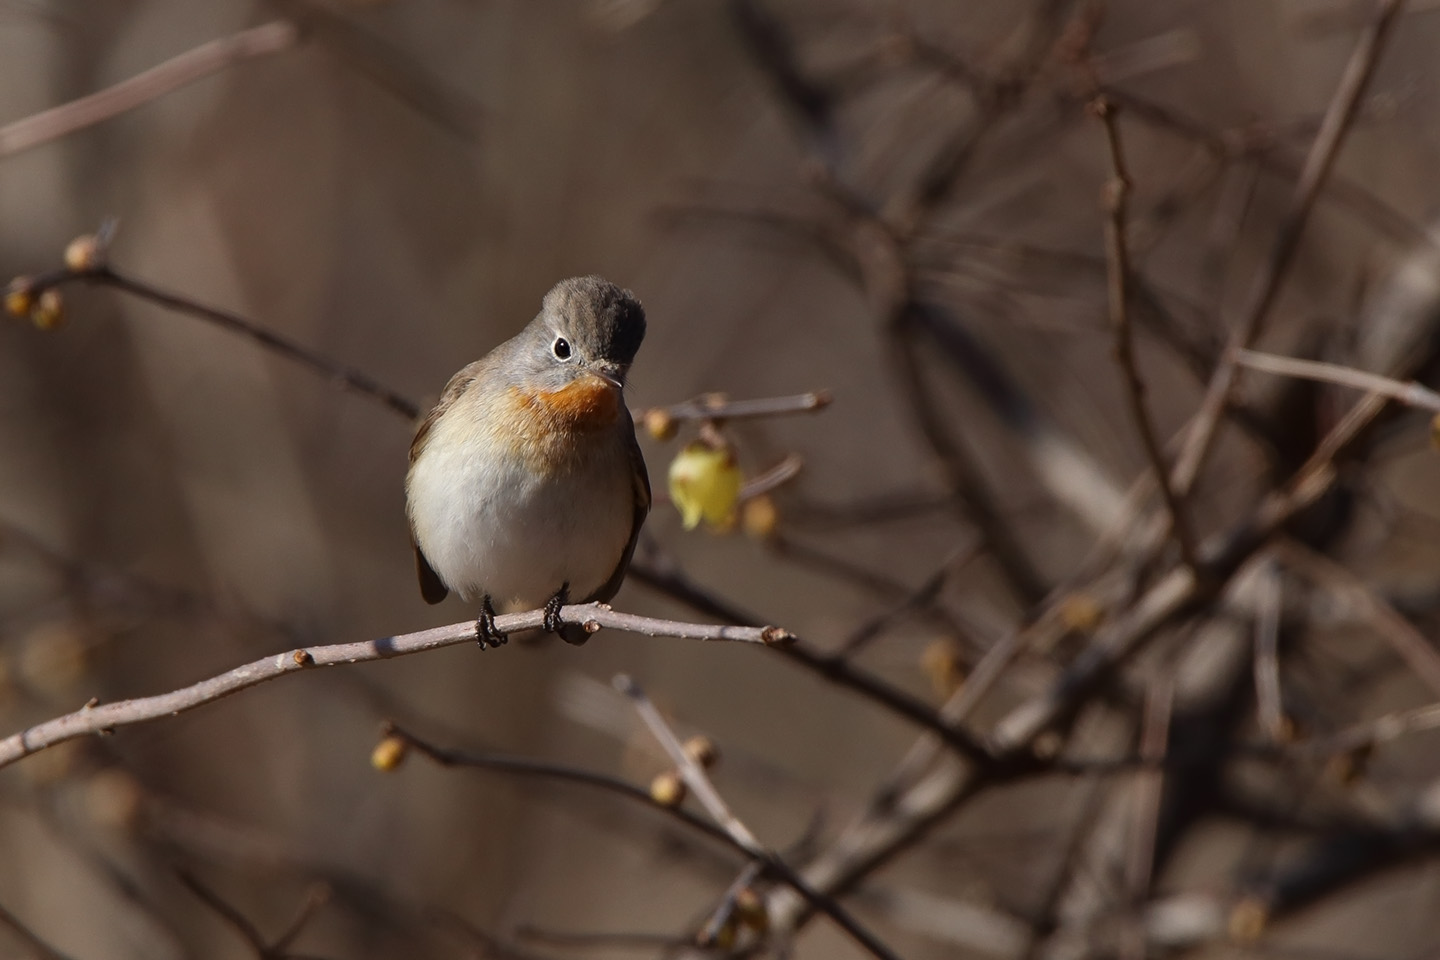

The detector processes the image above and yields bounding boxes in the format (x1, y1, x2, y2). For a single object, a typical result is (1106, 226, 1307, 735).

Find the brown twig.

(1253, 559, 1288, 743)
(0, 22, 300, 158)
(26, 264, 423, 421)
(1125, 673, 1174, 917)
(1169, 0, 1407, 497)
(1277, 542, 1440, 698)
(0, 901, 78, 960)
(1092, 96, 1199, 571)
(641, 391, 832, 423)
(395, 716, 903, 960)
(0, 604, 794, 770)
(1234, 348, 1440, 413)
(612, 675, 903, 960)
(613, 674, 766, 854)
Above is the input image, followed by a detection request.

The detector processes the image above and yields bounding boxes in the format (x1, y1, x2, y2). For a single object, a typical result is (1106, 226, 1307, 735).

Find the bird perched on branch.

(405, 276, 650, 647)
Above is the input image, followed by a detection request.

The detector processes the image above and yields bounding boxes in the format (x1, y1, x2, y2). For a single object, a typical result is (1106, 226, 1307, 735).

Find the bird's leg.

(475, 595, 508, 649)
(543, 582, 570, 635)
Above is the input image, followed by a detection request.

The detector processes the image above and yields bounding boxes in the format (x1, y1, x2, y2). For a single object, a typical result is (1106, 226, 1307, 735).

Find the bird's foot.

(475, 595, 508, 649)
(543, 583, 570, 635)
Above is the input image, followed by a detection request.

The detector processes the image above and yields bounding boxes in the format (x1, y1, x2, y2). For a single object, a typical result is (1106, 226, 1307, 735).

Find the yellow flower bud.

(1228, 897, 1268, 942)
(733, 888, 769, 934)
(32, 288, 64, 330)
(4, 279, 34, 319)
(668, 442, 741, 531)
(649, 770, 687, 807)
(682, 734, 720, 769)
(64, 234, 101, 272)
(370, 735, 408, 772)
(1059, 592, 1104, 634)
(741, 494, 779, 540)
(920, 640, 963, 697)
(642, 407, 677, 441)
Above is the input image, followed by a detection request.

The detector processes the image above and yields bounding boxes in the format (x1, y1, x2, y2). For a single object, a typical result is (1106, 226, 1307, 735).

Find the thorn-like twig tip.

(760, 626, 796, 646)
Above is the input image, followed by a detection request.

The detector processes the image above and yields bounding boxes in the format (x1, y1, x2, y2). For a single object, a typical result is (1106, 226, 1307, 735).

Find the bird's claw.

(543, 583, 570, 635)
(475, 595, 508, 649)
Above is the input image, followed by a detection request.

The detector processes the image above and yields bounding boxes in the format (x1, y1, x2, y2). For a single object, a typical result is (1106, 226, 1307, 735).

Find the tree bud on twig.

(371, 735, 409, 772)
(649, 770, 687, 807)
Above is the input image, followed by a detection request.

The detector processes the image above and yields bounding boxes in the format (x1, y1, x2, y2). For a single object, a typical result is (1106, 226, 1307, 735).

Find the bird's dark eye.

(552, 337, 572, 360)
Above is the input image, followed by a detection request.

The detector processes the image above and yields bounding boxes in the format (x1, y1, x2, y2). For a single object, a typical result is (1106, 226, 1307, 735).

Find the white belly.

(407, 424, 634, 610)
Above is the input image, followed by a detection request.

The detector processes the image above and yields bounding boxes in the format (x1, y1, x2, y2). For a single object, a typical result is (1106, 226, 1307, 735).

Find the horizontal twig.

(1234, 348, 1440, 412)
(641, 391, 832, 423)
(0, 604, 794, 771)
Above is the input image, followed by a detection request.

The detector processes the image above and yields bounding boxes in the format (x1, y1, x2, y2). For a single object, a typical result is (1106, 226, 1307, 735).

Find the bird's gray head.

(519, 276, 645, 394)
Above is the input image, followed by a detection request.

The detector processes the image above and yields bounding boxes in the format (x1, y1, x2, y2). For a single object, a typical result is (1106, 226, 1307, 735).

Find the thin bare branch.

(0, 901, 78, 960)
(0, 604, 794, 771)
(613, 675, 766, 854)
(1234, 348, 1440, 413)
(1092, 96, 1198, 570)
(1253, 559, 1287, 743)
(0, 22, 300, 158)
(1170, 0, 1408, 496)
(642, 391, 832, 423)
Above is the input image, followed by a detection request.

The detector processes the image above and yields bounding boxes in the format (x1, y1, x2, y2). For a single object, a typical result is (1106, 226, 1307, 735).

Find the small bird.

(405, 276, 650, 647)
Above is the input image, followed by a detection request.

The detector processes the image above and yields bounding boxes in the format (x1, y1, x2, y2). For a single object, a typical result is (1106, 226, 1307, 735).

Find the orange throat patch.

(514, 375, 621, 433)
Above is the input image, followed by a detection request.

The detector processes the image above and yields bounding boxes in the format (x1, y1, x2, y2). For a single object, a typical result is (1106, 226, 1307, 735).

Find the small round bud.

(1032, 730, 1063, 760)
(741, 494, 779, 540)
(32, 288, 64, 330)
(705, 917, 738, 950)
(649, 770, 687, 807)
(920, 640, 963, 697)
(371, 735, 408, 772)
(732, 887, 769, 934)
(64, 234, 101, 272)
(1227, 896, 1268, 942)
(4, 278, 34, 319)
(1326, 742, 1372, 785)
(682, 734, 720, 769)
(643, 407, 677, 441)
(1059, 592, 1104, 634)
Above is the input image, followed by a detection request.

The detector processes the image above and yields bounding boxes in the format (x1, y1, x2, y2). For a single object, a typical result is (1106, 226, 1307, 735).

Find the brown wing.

(408, 360, 487, 605)
(585, 421, 651, 605)
(415, 544, 450, 604)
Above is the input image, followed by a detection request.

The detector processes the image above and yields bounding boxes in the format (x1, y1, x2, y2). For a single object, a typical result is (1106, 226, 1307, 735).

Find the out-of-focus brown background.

(3, 1, 1440, 958)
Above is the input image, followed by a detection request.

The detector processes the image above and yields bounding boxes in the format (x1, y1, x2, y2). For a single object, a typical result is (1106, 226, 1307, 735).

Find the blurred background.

(3, 1, 1440, 957)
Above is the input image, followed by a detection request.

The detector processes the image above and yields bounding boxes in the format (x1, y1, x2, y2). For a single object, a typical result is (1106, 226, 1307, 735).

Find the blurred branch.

(396, 716, 904, 960)
(614, 674, 903, 960)
(179, 871, 332, 960)
(1234, 348, 1440, 413)
(1253, 559, 1287, 743)
(727, 0, 838, 163)
(627, 553, 997, 764)
(15, 257, 422, 420)
(0, 604, 795, 771)
(1278, 542, 1440, 698)
(640, 390, 831, 423)
(0, 901, 77, 960)
(1093, 96, 1198, 571)
(0, 21, 300, 159)
(273, 0, 483, 142)
(1170, 0, 1408, 496)
(512, 926, 686, 951)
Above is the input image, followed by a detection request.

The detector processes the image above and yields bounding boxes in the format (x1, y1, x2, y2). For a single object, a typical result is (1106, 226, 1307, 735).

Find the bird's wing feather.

(408, 359, 489, 604)
(585, 418, 650, 605)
